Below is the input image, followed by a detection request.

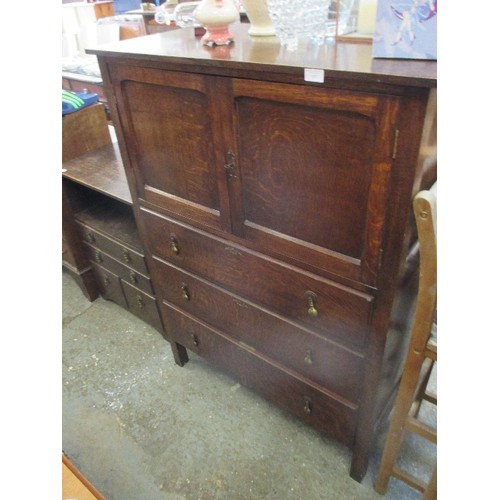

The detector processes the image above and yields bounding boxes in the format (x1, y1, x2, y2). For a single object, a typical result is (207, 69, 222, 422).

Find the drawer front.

(77, 221, 148, 275)
(92, 263, 128, 308)
(162, 302, 357, 448)
(141, 209, 373, 349)
(153, 259, 364, 403)
(82, 242, 153, 294)
(121, 281, 163, 332)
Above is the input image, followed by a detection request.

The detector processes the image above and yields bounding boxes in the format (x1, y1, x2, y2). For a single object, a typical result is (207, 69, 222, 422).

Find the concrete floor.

(62, 269, 436, 500)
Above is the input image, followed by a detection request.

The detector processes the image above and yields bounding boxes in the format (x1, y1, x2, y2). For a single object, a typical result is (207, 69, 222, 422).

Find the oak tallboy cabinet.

(89, 24, 437, 481)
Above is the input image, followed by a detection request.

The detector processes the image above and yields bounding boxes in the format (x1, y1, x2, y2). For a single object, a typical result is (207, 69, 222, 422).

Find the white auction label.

(304, 68, 325, 83)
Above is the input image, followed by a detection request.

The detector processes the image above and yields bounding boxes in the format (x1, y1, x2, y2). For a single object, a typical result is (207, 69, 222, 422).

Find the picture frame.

(371, 0, 437, 59)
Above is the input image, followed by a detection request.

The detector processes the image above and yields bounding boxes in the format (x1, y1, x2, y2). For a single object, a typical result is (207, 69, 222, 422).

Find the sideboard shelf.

(63, 141, 132, 205)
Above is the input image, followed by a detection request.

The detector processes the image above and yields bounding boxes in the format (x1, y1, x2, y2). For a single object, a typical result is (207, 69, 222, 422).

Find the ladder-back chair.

(374, 183, 437, 498)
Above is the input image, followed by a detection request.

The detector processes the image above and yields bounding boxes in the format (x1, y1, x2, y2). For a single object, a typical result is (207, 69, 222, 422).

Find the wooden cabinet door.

(226, 79, 401, 287)
(109, 65, 232, 233)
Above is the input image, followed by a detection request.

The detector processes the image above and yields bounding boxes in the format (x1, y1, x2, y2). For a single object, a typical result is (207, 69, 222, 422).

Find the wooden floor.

(62, 454, 105, 500)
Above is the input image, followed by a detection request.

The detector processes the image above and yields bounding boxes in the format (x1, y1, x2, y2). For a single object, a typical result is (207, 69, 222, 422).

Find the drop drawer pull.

(95, 250, 103, 263)
(122, 249, 131, 263)
(129, 271, 138, 284)
(170, 236, 179, 255)
(181, 284, 190, 302)
(303, 398, 312, 414)
(304, 349, 313, 365)
(86, 231, 95, 243)
(305, 291, 318, 318)
(136, 295, 145, 309)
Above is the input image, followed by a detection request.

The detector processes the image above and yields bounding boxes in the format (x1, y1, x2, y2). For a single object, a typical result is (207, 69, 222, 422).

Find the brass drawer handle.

(170, 236, 179, 255)
(103, 275, 111, 287)
(181, 284, 190, 302)
(136, 295, 145, 309)
(304, 349, 313, 365)
(129, 271, 138, 284)
(122, 249, 131, 263)
(191, 333, 199, 346)
(95, 250, 103, 263)
(86, 231, 95, 243)
(305, 291, 318, 318)
(303, 398, 312, 414)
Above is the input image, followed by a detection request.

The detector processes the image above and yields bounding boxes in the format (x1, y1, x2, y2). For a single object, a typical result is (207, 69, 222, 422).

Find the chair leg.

(374, 350, 427, 494)
(423, 463, 437, 500)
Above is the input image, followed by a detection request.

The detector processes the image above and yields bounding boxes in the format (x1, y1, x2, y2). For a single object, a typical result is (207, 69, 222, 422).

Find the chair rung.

(425, 348, 437, 362)
(423, 391, 437, 406)
(392, 465, 427, 492)
(406, 416, 437, 443)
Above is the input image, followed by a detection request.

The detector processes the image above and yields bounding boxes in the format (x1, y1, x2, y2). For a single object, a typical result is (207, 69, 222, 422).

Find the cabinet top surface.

(88, 24, 436, 88)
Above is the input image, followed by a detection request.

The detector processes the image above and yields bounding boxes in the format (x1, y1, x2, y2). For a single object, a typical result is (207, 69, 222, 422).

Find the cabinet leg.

(63, 265, 99, 302)
(349, 451, 369, 483)
(171, 342, 189, 367)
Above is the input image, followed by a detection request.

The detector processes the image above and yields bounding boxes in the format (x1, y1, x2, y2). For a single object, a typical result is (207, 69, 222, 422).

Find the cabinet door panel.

(238, 98, 374, 257)
(111, 66, 228, 231)
(231, 80, 399, 286)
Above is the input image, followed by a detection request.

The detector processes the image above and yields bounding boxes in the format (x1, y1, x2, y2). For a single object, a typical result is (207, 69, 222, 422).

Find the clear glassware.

(266, 0, 302, 50)
(324, 0, 355, 41)
(304, 0, 330, 45)
(267, 0, 331, 49)
(174, 1, 202, 28)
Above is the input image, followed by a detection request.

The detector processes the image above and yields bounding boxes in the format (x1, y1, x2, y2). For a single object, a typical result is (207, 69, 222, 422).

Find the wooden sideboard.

(63, 104, 164, 332)
(88, 25, 437, 481)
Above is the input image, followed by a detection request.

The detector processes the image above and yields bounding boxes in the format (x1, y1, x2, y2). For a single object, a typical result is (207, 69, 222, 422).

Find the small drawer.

(121, 281, 163, 333)
(77, 221, 148, 275)
(141, 208, 373, 349)
(152, 259, 365, 403)
(161, 303, 358, 448)
(83, 242, 153, 294)
(92, 263, 128, 309)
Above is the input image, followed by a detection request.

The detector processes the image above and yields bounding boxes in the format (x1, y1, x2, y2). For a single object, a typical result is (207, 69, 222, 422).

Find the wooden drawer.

(141, 208, 373, 349)
(121, 281, 163, 332)
(82, 242, 153, 294)
(153, 259, 365, 403)
(162, 302, 358, 448)
(77, 221, 148, 275)
(92, 262, 128, 308)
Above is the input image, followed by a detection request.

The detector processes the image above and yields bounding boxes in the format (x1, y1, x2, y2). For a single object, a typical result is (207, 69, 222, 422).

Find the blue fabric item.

(62, 90, 99, 116)
(113, 0, 141, 15)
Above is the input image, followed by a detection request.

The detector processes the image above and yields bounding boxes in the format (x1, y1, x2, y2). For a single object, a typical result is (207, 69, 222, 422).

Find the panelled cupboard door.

(227, 80, 401, 287)
(110, 65, 232, 232)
